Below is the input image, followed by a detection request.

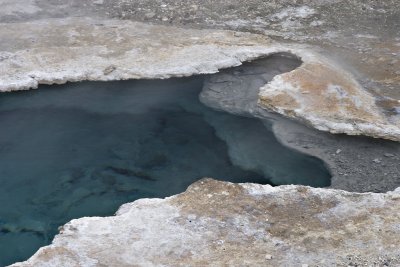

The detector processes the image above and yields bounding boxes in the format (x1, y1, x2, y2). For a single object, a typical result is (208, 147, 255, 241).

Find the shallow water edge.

(0, 77, 331, 265)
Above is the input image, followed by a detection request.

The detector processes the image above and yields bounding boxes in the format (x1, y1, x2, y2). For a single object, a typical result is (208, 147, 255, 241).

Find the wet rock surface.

(201, 54, 400, 193)
(273, 118, 400, 193)
(11, 179, 400, 267)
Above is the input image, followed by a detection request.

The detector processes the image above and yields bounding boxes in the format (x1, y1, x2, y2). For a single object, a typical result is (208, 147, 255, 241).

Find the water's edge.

(0, 76, 331, 265)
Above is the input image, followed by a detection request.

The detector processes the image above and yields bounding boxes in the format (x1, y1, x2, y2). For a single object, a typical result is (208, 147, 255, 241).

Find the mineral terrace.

(2, 0, 400, 266)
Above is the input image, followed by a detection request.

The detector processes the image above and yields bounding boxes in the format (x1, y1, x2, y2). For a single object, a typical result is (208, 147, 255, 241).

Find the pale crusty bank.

(10, 179, 400, 267)
(2, 13, 399, 193)
(1, 18, 399, 141)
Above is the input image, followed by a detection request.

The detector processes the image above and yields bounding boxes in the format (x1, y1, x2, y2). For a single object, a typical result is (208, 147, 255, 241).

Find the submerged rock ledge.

(1, 18, 399, 141)
(11, 179, 400, 266)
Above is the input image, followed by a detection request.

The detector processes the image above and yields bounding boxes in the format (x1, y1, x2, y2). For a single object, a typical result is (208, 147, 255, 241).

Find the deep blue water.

(0, 78, 330, 266)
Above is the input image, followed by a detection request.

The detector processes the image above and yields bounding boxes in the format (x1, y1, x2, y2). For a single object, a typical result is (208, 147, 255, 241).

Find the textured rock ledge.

(11, 179, 400, 267)
(258, 56, 400, 141)
(1, 18, 399, 141)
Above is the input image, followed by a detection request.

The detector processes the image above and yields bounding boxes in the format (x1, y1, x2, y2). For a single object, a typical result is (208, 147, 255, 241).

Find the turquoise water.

(0, 78, 330, 266)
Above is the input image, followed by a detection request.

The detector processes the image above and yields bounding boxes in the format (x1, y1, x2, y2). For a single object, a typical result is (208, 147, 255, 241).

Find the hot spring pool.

(0, 77, 330, 265)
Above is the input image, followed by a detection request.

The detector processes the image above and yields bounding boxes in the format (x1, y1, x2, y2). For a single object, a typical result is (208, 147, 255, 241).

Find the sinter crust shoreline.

(2, 17, 399, 194)
(0, 18, 399, 142)
(1, 1, 400, 265)
(10, 179, 400, 267)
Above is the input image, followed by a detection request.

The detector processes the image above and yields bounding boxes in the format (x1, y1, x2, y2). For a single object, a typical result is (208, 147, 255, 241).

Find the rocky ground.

(4, 0, 398, 95)
(2, 0, 399, 97)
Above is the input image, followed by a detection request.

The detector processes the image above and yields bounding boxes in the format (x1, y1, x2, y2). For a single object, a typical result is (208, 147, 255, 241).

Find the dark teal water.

(0, 78, 330, 266)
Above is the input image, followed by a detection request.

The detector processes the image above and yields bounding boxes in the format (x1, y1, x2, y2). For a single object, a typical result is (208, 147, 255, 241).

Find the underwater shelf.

(0, 77, 330, 266)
